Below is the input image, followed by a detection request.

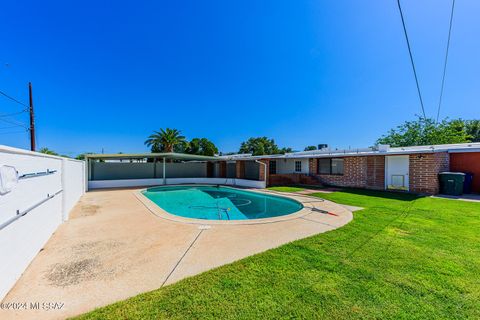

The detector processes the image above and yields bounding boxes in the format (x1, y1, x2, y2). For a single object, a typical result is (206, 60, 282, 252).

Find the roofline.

(244, 142, 480, 160)
(79, 142, 480, 161)
(85, 152, 219, 161)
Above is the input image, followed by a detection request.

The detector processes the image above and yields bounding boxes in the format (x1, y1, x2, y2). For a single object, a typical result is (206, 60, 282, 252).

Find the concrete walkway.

(1, 187, 352, 320)
(432, 193, 480, 203)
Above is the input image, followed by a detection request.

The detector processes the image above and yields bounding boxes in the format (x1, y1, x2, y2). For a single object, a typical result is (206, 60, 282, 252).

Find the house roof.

(85, 142, 480, 162)
(229, 142, 480, 160)
(85, 152, 219, 161)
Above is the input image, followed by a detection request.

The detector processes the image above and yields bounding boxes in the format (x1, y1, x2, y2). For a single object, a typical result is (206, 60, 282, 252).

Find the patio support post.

(153, 158, 157, 178)
(163, 157, 166, 185)
(255, 160, 268, 187)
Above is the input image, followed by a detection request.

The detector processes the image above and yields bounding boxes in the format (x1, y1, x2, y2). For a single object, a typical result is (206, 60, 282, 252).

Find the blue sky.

(1, 0, 478, 156)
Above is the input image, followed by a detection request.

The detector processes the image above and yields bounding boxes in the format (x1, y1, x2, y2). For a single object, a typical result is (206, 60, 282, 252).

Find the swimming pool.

(142, 185, 303, 220)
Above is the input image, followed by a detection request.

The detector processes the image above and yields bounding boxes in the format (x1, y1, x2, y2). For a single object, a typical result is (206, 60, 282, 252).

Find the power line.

(0, 117, 29, 129)
(0, 130, 28, 135)
(0, 125, 22, 130)
(0, 89, 29, 108)
(396, 0, 427, 120)
(0, 109, 28, 117)
(436, 0, 456, 123)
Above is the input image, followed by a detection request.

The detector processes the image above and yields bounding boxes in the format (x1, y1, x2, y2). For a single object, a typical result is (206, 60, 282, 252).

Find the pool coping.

(134, 184, 331, 226)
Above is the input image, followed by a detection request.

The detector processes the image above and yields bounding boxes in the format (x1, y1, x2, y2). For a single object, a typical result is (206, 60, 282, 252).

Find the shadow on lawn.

(328, 187, 423, 202)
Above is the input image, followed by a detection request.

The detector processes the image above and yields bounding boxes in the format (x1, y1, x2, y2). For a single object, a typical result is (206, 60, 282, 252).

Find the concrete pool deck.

(0, 187, 353, 320)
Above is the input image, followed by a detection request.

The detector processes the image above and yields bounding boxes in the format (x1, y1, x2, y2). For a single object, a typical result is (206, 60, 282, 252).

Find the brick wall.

(307, 156, 384, 189)
(366, 156, 385, 190)
(409, 152, 449, 194)
(266, 153, 449, 194)
(269, 173, 301, 186)
(235, 160, 245, 179)
(206, 162, 214, 178)
(309, 157, 370, 188)
(309, 158, 317, 174)
(219, 161, 226, 178)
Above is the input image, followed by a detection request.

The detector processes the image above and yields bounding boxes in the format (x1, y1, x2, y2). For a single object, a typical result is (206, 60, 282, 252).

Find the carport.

(85, 153, 266, 190)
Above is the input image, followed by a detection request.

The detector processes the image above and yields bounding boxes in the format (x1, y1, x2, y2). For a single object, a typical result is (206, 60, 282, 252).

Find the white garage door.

(385, 156, 409, 191)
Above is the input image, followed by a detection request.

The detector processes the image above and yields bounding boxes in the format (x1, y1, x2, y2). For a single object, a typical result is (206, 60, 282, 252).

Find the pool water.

(142, 185, 303, 220)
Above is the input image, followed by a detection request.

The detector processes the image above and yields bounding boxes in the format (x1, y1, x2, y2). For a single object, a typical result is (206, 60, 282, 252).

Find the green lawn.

(75, 189, 480, 319)
(268, 185, 326, 193)
(267, 186, 306, 192)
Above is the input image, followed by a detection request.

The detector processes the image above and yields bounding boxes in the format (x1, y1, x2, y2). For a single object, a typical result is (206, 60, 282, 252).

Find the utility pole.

(28, 82, 36, 151)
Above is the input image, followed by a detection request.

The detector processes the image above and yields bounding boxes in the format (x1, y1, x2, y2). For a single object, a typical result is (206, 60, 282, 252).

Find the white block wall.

(0, 145, 85, 300)
(62, 159, 86, 220)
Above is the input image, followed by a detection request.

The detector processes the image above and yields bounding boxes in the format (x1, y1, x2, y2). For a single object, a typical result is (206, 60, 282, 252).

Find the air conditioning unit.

(378, 144, 390, 152)
(318, 144, 328, 150)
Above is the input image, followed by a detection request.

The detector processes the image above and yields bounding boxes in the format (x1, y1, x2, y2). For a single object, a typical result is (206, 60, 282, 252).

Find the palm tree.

(144, 128, 186, 153)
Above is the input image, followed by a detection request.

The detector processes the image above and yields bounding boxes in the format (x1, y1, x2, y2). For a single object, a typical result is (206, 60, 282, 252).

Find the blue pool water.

(142, 185, 303, 220)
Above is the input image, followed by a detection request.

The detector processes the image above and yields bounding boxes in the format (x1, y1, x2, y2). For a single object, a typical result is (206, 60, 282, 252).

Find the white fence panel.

(0, 145, 85, 300)
(62, 159, 86, 220)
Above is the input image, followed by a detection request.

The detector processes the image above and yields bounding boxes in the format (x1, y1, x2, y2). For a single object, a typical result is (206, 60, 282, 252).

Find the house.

(85, 142, 480, 194)
(250, 142, 480, 194)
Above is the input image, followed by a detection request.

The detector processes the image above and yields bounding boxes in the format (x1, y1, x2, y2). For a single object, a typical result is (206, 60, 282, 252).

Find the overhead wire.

(396, 0, 427, 120)
(0, 130, 28, 135)
(0, 109, 28, 117)
(0, 125, 22, 130)
(0, 117, 29, 129)
(0, 89, 29, 108)
(436, 0, 456, 123)
(0, 88, 30, 134)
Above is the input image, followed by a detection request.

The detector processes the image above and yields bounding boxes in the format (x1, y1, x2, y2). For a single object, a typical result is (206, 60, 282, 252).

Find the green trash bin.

(438, 172, 465, 196)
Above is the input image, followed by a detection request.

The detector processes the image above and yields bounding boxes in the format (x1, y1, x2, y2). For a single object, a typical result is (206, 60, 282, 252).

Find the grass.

(267, 186, 306, 192)
(75, 189, 480, 319)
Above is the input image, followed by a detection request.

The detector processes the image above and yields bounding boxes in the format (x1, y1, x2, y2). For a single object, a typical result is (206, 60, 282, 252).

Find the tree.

(186, 138, 218, 156)
(144, 128, 186, 152)
(39, 147, 59, 156)
(465, 120, 480, 142)
(238, 137, 292, 156)
(304, 145, 317, 151)
(376, 116, 472, 147)
(279, 147, 293, 154)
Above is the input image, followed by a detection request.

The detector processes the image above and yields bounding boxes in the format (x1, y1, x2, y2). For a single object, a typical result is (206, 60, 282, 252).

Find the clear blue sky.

(1, 0, 478, 156)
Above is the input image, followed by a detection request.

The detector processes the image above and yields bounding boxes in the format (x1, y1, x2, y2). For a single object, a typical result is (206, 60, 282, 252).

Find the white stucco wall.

(274, 158, 309, 174)
(62, 159, 86, 220)
(0, 146, 85, 300)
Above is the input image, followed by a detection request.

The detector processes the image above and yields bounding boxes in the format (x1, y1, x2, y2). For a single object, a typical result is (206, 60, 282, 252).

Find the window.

(295, 161, 302, 172)
(269, 160, 277, 174)
(331, 158, 344, 175)
(318, 158, 331, 174)
(317, 158, 344, 175)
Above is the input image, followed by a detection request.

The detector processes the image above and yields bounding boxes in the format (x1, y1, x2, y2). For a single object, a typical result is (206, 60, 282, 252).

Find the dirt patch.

(74, 204, 101, 217)
(45, 240, 126, 287)
(45, 258, 101, 287)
